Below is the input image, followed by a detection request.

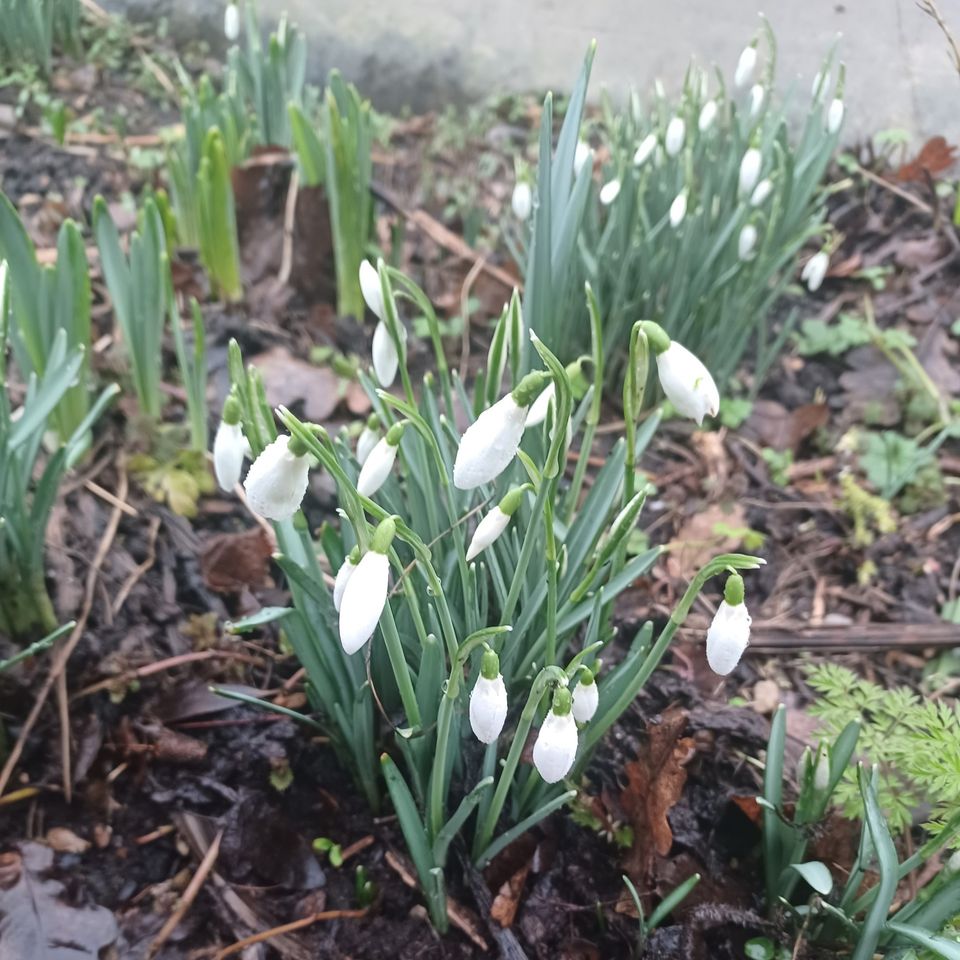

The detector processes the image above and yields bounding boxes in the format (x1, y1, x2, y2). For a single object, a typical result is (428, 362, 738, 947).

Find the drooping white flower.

(633, 132, 657, 167)
(356, 423, 404, 497)
(470, 649, 508, 743)
(669, 191, 687, 228)
(333, 552, 358, 612)
(739, 147, 762, 197)
(826, 98, 844, 135)
(359, 260, 384, 320)
(655, 341, 720, 425)
(749, 84, 765, 118)
(338, 518, 395, 655)
(533, 697, 578, 784)
(512, 182, 532, 220)
(698, 100, 718, 132)
(801, 251, 830, 292)
(738, 223, 758, 261)
(213, 419, 247, 492)
(372, 320, 406, 388)
(734, 44, 757, 89)
(466, 507, 510, 562)
(599, 179, 621, 205)
(706, 599, 751, 675)
(243, 434, 311, 521)
(574, 141, 592, 177)
(453, 374, 543, 489)
(356, 418, 379, 466)
(813, 748, 831, 792)
(665, 116, 685, 157)
(525, 381, 555, 427)
(572, 674, 599, 723)
(224, 2, 240, 41)
(750, 178, 773, 207)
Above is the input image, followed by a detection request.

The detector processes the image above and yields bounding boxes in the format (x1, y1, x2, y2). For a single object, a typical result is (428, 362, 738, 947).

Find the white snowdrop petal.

(749, 84, 765, 117)
(734, 45, 757, 89)
(574, 141, 593, 177)
(669, 192, 687, 228)
(356, 426, 378, 466)
(372, 320, 401, 387)
(705, 600, 751, 675)
(359, 260, 385, 320)
(572, 682, 599, 723)
(533, 710, 578, 783)
(525, 382, 555, 428)
(469, 674, 508, 743)
(665, 117, 685, 157)
(739, 148, 762, 197)
(243, 435, 310, 521)
(213, 419, 247, 492)
(633, 133, 657, 167)
(802, 251, 829, 292)
(656, 341, 720, 425)
(339, 551, 389, 654)
(466, 507, 511, 562)
(827, 98, 844, 135)
(739, 224, 758, 261)
(512, 182, 533, 220)
(333, 557, 357, 612)
(698, 100, 718, 132)
(224, 3, 239, 41)
(453, 394, 528, 490)
(356, 437, 398, 497)
(599, 179, 621, 205)
(750, 179, 773, 207)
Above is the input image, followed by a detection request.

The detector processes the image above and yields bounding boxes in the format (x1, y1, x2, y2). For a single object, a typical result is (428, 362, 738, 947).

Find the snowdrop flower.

(738, 223, 758, 261)
(750, 178, 773, 207)
(356, 422, 404, 497)
(669, 191, 687, 228)
(371, 319, 407, 388)
(244, 434, 311, 521)
(213, 395, 247, 492)
(453, 371, 546, 489)
(739, 147, 762, 197)
(948, 850, 960, 874)
(698, 100, 718, 132)
(525, 381, 555, 427)
(665, 116, 685, 157)
(533, 688, 578, 784)
(466, 486, 526, 562)
(645, 324, 719, 425)
(339, 517, 395, 655)
(512, 181, 532, 220)
(572, 670, 599, 723)
(333, 547, 360, 612)
(574, 141, 592, 177)
(826, 98, 844, 135)
(633, 133, 657, 167)
(749, 84, 765, 118)
(706, 573, 751, 675)
(813, 747, 831, 792)
(469, 648, 508, 743)
(599, 179, 621, 205)
(224, 2, 240, 41)
(734, 42, 757, 89)
(359, 260, 384, 320)
(801, 250, 829, 292)
(356, 414, 380, 466)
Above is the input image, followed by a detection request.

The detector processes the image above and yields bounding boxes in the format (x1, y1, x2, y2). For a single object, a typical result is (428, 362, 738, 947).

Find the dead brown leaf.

(894, 234, 949, 270)
(201, 527, 274, 593)
(668, 503, 749, 581)
(44, 828, 91, 854)
(743, 399, 828, 453)
(896, 136, 957, 182)
(489, 860, 531, 928)
(620, 708, 696, 882)
(249, 346, 341, 422)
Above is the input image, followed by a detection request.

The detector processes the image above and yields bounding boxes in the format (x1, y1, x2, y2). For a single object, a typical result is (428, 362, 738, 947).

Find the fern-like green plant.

(808, 663, 960, 840)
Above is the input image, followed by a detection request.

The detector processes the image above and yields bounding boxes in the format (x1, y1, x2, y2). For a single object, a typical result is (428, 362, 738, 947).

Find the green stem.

(379, 600, 422, 730)
(500, 481, 549, 625)
(544, 492, 558, 666)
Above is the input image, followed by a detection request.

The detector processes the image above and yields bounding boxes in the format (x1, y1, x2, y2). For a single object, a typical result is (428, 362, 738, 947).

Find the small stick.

(213, 908, 368, 959)
(111, 515, 160, 616)
(340, 835, 375, 862)
(147, 829, 224, 958)
(83, 479, 138, 516)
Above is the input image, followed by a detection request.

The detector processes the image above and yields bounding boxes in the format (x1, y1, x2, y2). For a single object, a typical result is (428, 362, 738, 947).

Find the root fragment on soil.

(211, 907, 369, 959)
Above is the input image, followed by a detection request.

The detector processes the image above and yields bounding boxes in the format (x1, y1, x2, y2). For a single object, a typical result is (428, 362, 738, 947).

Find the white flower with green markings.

(642, 321, 719, 426)
(357, 422, 405, 497)
(706, 572, 752, 675)
(572, 670, 599, 723)
(333, 548, 360, 612)
(213, 394, 247, 492)
(339, 517, 395, 655)
(469, 648, 508, 743)
(243, 434, 311, 521)
(466, 486, 527, 562)
(533, 688, 578, 783)
(734, 42, 757, 89)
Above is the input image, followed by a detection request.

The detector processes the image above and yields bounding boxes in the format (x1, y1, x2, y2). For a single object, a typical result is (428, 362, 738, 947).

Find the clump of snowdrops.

(218, 261, 763, 930)
(511, 23, 844, 392)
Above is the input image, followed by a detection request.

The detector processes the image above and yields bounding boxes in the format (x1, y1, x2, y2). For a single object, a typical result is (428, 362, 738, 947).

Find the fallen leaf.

(201, 526, 275, 593)
(743, 400, 828, 453)
(44, 828, 90, 855)
(490, 860, 531, 928)
(620, 708, 696, 882)
(896, 136, 957, 182)
(249, 346, 341, 422)
(668, 503, 748, 581)
(730, 795, 763, 825)
(894, 234, 949, 270)
(826, 252, 863, 278)
(0, 843, 118, 958)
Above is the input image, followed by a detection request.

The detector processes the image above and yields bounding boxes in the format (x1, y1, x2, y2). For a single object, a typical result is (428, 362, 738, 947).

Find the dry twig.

(213, 908, 368, 959)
